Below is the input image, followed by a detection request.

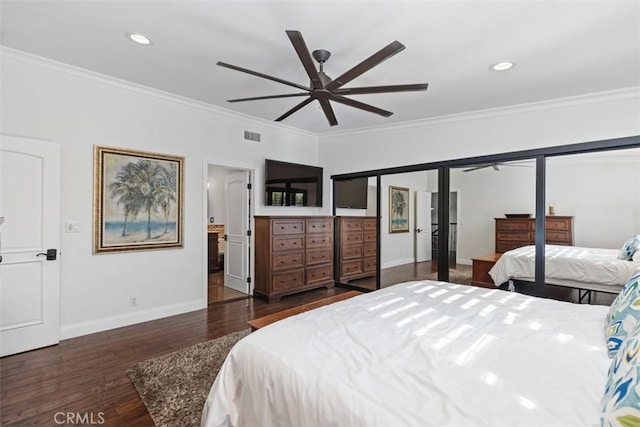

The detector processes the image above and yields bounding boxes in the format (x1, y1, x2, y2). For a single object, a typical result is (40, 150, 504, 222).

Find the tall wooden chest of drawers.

(335, 216, 377, 284)
(254, 216, 334, 303)
(495, 216, 573, 253)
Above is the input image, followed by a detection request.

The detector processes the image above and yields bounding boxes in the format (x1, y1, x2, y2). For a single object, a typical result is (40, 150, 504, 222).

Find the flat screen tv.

(335, 177, 368, 209)
(265, 159, 323, 207)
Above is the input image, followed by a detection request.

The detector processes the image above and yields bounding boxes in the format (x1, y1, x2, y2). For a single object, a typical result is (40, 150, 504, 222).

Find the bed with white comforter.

(202, 280, 610, 427)
(489, 245, 640, 292)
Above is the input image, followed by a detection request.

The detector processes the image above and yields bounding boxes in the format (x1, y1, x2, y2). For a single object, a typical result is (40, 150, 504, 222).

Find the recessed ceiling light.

(490, 60, 516, 71)
(126, 32, 152, 45)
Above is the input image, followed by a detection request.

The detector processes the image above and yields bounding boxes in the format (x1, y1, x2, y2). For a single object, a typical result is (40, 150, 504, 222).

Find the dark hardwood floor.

(0, 260, 572, 426)
(0, 286, 350, 426)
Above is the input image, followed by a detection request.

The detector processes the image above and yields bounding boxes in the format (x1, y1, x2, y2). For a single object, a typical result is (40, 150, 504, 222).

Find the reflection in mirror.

(449, 160, 539, 291)
(545, 148, 640, 305)
(334, 177, 378, 291)
(374, 171, 450, 287)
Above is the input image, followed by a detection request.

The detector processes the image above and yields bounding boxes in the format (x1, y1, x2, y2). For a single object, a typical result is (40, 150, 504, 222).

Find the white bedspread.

(489, 245, 640, 288)
(202, 281, 610, 427)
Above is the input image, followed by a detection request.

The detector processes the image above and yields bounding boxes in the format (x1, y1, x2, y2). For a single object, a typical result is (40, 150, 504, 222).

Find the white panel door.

(224, 171, 249, 294)
(415, 191, 432, 262)
(0, 135, 61, 356)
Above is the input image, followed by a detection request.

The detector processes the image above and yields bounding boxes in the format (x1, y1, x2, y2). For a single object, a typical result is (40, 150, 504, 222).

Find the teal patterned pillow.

(618, 234, 640, 261)
(601, 320, 640, 426)
(606, 274, 640, 357)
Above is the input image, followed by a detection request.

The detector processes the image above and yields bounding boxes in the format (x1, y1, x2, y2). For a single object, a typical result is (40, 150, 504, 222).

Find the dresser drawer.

(306, 265, 333, 285)
(341, 260, 363, 277)
(271, 270, 304, 291)
(306, 234, 332, 249)
(306, 218, 333, 234)
(341, 244, 363, 260)
(363, 242, 376, 257)
(272, 251, 304, 271)
(306, 249, 332, 266)
(363, 257, 377, 273)
(272, 219, 305, 235)
(341, 218, 364, 232)
(363, 218, 377, 230)
(546, 218, 571, 230)
(363, 231, 376, 242)
(496, 220, 531, 231)
(342, 231, 363, 244)
(546, 230, 571, 242)
(272, 236, 304, 251)
(497, 241, 528, 253)
(497, 231, 531, 241)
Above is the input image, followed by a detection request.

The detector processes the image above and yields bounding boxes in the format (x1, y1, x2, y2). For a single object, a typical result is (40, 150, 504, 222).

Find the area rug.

(425, 268, 472, 285)
(127, 329, 250, 427)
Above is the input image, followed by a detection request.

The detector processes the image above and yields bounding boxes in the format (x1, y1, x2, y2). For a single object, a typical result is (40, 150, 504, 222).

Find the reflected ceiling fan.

(462, 161, 534, 172)
(217, 30, 429, 127)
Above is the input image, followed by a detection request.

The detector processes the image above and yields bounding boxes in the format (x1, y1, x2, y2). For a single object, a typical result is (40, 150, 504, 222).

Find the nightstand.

(471, 253, 502, 288)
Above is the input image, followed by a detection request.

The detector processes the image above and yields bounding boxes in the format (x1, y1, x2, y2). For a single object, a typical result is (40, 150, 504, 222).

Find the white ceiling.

(1, 0, 639, 134)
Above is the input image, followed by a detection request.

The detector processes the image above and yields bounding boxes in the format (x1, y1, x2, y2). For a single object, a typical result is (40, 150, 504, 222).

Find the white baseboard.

(381, 257, 415, 269)
(59, 299, 205, 340)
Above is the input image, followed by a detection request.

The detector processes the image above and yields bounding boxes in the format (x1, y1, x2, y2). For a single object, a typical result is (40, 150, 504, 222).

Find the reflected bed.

(489, 245, 640, 296)
(202, 280, 609, 426)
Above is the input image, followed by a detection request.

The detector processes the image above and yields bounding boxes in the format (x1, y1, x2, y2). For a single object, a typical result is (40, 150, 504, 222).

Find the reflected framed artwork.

(93, 145, 184, 253)
(389, 186, 409, 233)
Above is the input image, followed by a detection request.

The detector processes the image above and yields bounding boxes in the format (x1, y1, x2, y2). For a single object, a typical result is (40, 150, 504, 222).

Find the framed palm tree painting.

(93, 145, 184, 253)
(389, 186, 410, 233)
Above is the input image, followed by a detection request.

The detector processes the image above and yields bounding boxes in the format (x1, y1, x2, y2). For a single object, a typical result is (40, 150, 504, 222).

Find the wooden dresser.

(495, 215, 574, 253)
(335, 216, 377, 284)
(254, 216, 334, 303)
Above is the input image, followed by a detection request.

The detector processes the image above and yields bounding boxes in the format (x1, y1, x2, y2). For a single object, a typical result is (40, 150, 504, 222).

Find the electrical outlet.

(130, 297, 137, 307)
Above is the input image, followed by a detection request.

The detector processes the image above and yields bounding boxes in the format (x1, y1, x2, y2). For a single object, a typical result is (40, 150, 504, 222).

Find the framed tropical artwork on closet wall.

(389, 185, 410, 233)
(93, 145, 184, 253)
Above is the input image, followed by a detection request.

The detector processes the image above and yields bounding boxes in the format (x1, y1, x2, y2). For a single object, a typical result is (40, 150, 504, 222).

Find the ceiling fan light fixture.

(490, 60, 516, 71)
(126, 32, 152, 45)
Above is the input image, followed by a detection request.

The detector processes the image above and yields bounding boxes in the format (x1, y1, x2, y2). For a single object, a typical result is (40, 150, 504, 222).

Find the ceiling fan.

(462, 161, 534, 172)
(217, 30, 428, 127)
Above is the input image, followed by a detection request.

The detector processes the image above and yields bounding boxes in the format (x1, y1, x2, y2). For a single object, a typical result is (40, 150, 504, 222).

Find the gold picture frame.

(389, 186, 410, 233)
(93, 145, 184, 253)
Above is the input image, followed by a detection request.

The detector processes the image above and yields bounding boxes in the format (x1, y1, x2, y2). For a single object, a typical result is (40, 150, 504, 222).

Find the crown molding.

(320, 87, 640, 138)
(3, 46, 638, 141)
(0, 47, 318, 139)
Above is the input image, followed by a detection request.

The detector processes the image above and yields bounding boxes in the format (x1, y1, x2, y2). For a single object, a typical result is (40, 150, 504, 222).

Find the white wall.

(1, 49, 324, 338)
(319, 89, 640, 177)
(3, 47, 639, 339)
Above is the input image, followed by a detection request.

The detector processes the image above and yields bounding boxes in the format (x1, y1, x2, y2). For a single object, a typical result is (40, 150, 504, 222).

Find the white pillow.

(634, 250, 640, 262)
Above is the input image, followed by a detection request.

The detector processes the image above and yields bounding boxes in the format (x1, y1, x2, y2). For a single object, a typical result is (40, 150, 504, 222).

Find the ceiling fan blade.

(462, 164, 492, 172)
(325, 40, 406, 91)
(333, 83, 428, 95)
(227, 92, 309, 103)
(318, 99, 338, 126)
(275, 97, 314, 122)
(286, 30, 323, 89)
(330, 95, 393, 117)
(217, 61, 310, 91)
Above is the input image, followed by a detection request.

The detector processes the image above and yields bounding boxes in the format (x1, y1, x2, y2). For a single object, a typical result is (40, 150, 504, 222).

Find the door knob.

(416, 228, 423, 233)
(36, 248, 57, 261)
